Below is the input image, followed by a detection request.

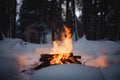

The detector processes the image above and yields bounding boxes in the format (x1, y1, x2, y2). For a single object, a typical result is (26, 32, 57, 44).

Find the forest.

(0, 1, 120, 80)
(0, 0, 120, 43)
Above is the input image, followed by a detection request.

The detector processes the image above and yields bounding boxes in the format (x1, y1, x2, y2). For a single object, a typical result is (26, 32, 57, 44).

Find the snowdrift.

(0, 37, 120, 80)
(30, 64, 104, 80)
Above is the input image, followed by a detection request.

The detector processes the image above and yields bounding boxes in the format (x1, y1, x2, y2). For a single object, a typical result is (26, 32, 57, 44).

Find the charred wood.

(33, 53, 81, 70)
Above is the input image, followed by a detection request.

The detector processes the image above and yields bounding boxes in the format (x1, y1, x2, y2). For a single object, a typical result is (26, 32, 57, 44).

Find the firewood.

(74, 56, 81, 59)
(33, 62, 50, 70)
(40, 54, 58, 61)
(33, 53, 81, 70)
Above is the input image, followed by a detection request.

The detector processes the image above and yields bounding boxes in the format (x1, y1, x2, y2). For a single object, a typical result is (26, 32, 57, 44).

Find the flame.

(50, 26, 72, 64)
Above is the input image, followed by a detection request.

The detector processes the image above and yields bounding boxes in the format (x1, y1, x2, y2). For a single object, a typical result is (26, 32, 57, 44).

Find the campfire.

(34, 26, 81, 70)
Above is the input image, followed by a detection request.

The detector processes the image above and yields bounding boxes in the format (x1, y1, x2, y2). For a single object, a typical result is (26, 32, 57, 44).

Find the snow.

(73, 36, 120, 56)
(73, 36, 120, 68)
(0, 37, 120, 80)
(102, 64, 120, 80)
(0, 58, 19, 80)
(30, 64, 104, 80)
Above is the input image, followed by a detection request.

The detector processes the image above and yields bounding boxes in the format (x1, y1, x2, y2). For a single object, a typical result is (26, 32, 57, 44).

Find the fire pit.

(34, 53, 81, 70)
(33, 26, 81, 70)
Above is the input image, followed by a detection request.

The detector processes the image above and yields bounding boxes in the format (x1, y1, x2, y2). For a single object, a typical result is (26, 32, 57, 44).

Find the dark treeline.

(0, 0, 16, 39)
(0, 0, 120, 43)
(82, 0, 120, 41)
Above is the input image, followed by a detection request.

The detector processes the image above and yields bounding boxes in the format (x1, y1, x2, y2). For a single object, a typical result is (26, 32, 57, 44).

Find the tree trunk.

(51, 0, 56, 41)
(72, 0, 78, 41)
(94, 0, 97, 40)
(66, 0, 70, 27)
(82, 0, 89, 39)
(10, 0, 16, 38)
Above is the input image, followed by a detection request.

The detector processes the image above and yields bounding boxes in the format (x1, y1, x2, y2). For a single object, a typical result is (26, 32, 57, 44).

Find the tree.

(82, 0, 91, 39)
(51, 0, 56, 41)
(0, 0, 16, 39)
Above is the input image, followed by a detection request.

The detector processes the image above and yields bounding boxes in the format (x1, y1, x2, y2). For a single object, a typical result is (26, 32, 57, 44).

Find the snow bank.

(30, 64, 104, 80)
(102, 64, 120, 80)
(73, 36, 120, 68)
(73, 36, 120, 56)
(0, 38, 120, 80)
(0, 58, 19, 80)
(0, 38, 51, 67)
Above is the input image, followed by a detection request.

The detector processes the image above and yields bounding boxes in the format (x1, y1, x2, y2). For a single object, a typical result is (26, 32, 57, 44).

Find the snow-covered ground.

(0, 37, 120, 80)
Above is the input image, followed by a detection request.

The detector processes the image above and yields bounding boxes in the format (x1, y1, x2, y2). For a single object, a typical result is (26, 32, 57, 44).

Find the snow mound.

(102, 64, 120, 80)
(0, 58, 19, 80)
(73, 37, 120, 56)
(30, 64, 104, 80)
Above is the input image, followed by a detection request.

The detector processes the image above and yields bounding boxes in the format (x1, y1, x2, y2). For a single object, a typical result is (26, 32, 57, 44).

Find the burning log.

(33, 53, 81, 70)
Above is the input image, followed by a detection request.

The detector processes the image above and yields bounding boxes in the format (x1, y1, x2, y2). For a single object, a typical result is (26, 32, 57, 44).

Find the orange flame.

(50, 26, 72, 64)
